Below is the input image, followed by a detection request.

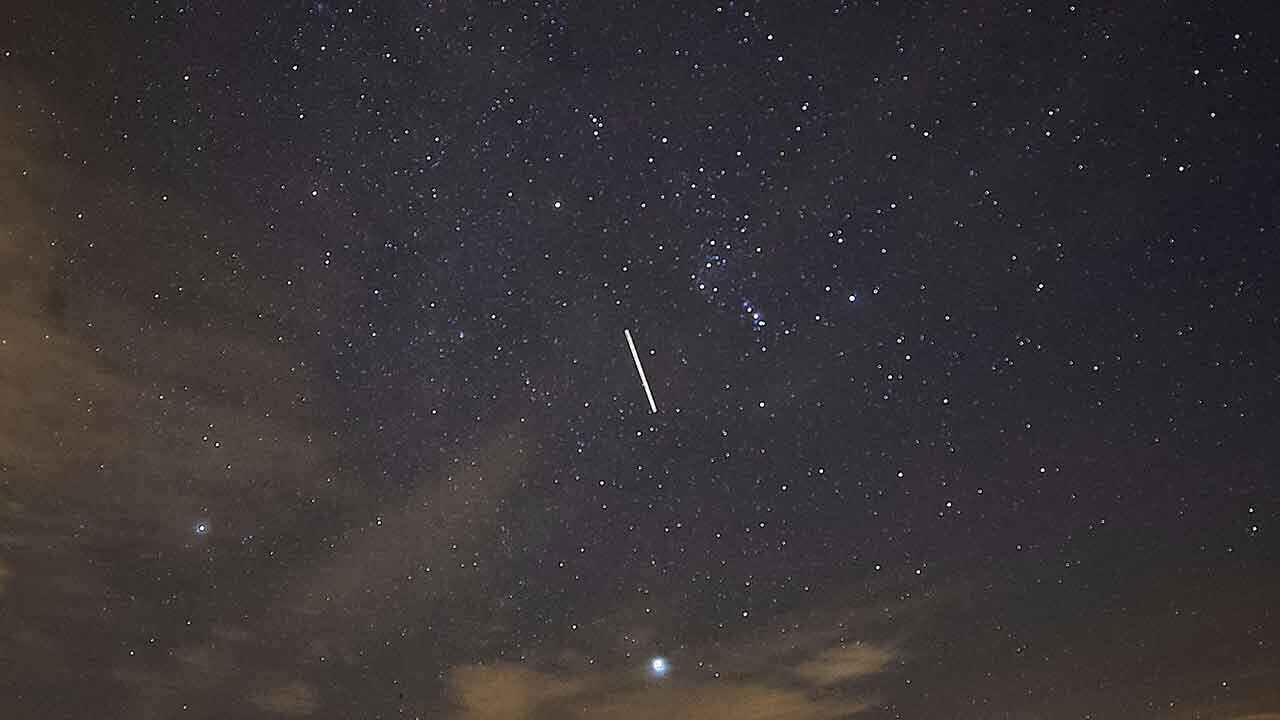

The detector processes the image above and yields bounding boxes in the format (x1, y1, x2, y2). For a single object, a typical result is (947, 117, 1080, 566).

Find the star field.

(1, 1, 1278, 718)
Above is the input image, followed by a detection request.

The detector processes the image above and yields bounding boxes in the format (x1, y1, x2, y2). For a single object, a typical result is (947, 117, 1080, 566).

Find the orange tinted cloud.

(448, 638, 894, 720)
(790, 643, 896, 686)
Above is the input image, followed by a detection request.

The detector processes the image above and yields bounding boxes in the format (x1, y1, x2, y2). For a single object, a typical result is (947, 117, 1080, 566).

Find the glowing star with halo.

(193, 520, 210, 536)
(648, 656, 669, 678)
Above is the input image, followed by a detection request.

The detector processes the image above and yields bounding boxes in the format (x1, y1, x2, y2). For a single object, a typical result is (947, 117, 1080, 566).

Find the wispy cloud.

(445, 599, 906, 720)
(0, 73, 338, 717)
(447, 649, 887, 720)
(790, 643, 896, 686)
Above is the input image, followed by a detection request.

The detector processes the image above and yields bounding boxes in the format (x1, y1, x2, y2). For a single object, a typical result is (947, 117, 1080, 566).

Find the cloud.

(439, 577, 932, 719)
(575, 681, 875, 720)
(286, 418, 534, 619)
(451, 663, 586, 719)
(447, 638, 895, 720)
(109, 628, 328, 718)
(2, 66, 552, 715)
(253, 682, 322, 717)
(791, 643, 895, 686)
(0, 70, 342, 718)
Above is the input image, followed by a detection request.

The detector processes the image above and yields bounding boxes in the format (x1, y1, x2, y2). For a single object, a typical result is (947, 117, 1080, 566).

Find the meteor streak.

(624, 329, 658, 413)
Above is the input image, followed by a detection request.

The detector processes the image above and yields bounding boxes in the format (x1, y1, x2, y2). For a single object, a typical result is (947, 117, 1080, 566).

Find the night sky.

(2, 1, 1278, 718)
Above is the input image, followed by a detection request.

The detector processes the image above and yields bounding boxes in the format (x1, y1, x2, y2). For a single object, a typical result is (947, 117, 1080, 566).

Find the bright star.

(193, 521, 210, 536)
(649, 656, 669, 677)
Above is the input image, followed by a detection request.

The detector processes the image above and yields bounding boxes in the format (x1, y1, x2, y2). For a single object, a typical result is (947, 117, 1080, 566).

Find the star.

(649, 656, 669, 678)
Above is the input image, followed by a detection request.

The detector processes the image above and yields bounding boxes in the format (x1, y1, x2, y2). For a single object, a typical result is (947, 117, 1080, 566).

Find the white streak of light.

(624, 329, 658, 413)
